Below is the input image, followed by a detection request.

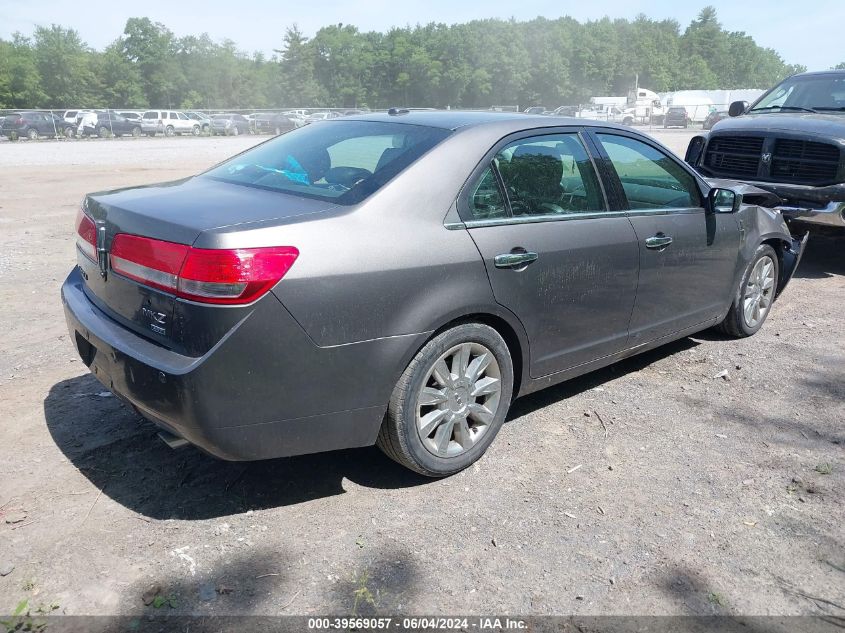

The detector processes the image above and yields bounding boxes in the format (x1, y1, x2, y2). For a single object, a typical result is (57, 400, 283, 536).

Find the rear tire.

(27, 129, 38, 140)
(717, 244, 779, 338)
(377, 323, 514, 477)
(98, 126, 111, 138)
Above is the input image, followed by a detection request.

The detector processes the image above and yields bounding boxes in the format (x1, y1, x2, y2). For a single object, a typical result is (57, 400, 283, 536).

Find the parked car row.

(1, 108, 339, 140)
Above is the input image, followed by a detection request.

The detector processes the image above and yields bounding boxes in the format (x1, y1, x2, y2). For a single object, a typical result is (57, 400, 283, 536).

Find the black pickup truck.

(685, 70, 845, 229)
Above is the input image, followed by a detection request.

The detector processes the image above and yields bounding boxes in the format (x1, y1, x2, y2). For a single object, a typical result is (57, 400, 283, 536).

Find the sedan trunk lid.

(78, 176, 337, 354)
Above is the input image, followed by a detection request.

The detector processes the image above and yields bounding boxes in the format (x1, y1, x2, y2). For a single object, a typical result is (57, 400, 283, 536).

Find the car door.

(588, 130, 740, 345)
(36, 113, 52, 134)
(176, 112, 191, 131)
(461, 130, 640, 378)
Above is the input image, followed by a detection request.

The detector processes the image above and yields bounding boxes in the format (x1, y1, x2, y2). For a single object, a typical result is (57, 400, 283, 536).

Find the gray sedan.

(62, 111, 805, 476)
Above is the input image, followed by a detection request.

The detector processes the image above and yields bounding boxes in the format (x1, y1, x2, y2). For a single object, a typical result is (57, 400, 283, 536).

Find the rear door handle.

(645, 234, 673, 250)
(494, 251, 539, 269)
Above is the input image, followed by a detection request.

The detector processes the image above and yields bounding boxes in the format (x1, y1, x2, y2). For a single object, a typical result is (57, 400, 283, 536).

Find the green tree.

(90, 42, 147, 108)
(275, 25, 324, 107)
(0, 34, 46, 108)
(32, 25, 99, 108)
(121, 17, 185, 107)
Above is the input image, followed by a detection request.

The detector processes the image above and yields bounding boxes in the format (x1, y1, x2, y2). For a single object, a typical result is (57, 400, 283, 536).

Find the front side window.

(177, 112, 188, 120)
(169, 112, 178, 120)
(596, 134, 702, 210)
(494, 133, 604, 217)
(204, 120, 450, 204)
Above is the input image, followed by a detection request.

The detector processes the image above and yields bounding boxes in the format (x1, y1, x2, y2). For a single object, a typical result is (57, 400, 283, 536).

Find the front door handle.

(494, 251, 539, 269)
(645, 234, 673, 250)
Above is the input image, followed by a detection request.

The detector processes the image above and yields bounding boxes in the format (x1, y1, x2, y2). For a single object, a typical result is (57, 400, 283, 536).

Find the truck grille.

(704, 136, 764, 177)
(771, 139, 840, 185)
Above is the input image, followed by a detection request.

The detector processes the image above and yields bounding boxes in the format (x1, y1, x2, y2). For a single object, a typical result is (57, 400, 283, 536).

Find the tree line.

(0, 7, 829, 112)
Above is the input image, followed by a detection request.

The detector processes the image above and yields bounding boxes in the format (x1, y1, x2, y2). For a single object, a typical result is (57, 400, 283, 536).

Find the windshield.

(750, 74, 845, 112)
(203, 120, 450, 204)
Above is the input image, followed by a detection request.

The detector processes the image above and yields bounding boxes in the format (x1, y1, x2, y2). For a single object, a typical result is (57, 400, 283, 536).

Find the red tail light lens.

(178, 247, 299, 304)
(109, 234, 298, 305)
(110, 234, 189, 294)
(75, 210, 97, 261)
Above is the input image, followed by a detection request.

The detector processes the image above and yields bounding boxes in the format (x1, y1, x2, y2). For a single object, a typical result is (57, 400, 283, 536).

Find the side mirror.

(708, 188, 739, 214)
(728, 101, 748, 117)
(685, 136, 706, 166)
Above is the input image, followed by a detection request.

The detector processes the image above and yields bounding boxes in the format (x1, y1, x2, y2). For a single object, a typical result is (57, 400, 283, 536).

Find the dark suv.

(1, 112, 73, 139)
(685, 70, 845, 229)
(663, 106, 689, 128)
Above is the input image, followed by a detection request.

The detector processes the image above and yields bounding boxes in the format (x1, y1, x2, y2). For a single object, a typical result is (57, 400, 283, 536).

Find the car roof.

(792, 69, 845, 79)
(340, 110, 627, 131)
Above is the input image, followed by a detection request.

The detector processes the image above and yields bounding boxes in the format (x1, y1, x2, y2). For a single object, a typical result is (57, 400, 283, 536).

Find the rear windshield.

(203, 120, 450, 204)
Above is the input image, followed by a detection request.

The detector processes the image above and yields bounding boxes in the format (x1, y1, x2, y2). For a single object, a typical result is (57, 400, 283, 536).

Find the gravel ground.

(0, 129, 842, 618)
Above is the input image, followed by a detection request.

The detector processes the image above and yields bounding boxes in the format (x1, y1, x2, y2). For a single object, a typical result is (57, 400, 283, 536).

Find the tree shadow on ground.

(44, 375, 432, 520)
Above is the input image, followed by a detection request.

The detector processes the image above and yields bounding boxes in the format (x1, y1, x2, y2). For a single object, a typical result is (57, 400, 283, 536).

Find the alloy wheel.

(743, 255, 775, 328)
(416, 342, 502, 458)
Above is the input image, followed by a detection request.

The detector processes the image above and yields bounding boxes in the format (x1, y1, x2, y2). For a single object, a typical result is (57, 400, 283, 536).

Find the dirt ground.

(0, 132, 842, 618)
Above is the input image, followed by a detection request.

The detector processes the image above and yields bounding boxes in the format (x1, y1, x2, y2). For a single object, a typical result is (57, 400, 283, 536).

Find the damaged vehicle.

(685, 70, 845, 229)
(62, 112, 804, 477)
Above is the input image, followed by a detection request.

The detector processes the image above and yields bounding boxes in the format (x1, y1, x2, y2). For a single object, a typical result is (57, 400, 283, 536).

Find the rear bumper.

(61, 267, 415, 460)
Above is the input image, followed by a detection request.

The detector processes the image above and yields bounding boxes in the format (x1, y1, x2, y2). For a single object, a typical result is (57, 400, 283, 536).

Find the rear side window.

(205, 120, 450, 204)
(143, 112, 158, 119)
(596, 134, 702, 210)
(468, 167, 507, 220)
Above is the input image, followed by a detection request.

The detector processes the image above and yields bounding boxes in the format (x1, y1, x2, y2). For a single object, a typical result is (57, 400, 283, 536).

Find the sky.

(1, 0, 843, 72)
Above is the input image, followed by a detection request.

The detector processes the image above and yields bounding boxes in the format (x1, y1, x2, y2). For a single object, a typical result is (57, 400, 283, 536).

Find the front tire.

(165, 125, 175, 137)
(377, 323, 514, 477)
(717, 244, 779, 338)
(27, 129, 38, 140)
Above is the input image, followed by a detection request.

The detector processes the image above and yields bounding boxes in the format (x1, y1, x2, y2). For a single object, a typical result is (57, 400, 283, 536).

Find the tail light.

(109, 234, 299, 305)
(75, 209, 97, 261)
